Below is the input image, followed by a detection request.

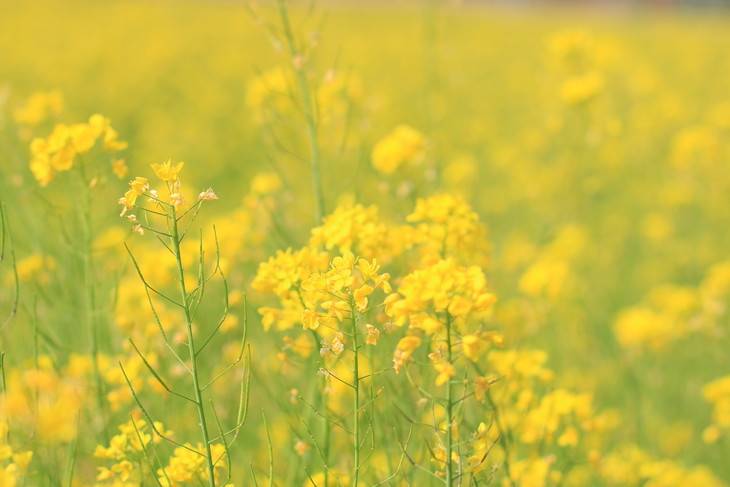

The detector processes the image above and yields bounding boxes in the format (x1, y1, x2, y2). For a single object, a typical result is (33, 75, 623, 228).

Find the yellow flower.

(558, 426, 579, 447)
(27, 114, 126, 186)
(294, 440, 310, 456)
(461, 334, 483, 361)
(393, 335, 421, 373)
(703, 375, 730, 439)
(561, 71, 603, 105)
(251, 171, 282, 195)
(246, 67, 290, 120)
(112, 159, 128, 178)
(365, 324, 380, 345)
(385, 258, 495, 334)
(118, 177, 149, 211)
(302, 309, 320, 330)
(353, 284, 373, 312)
(151, 159, 184, 182)
(310, 203, 406, 262)
(157, 442, 227, 485)
(13, 90, 63, 126)
(12, 451, 33, 470)
(406, 193, 489, 265)
(430, 354, 455, 386)
(371, 124, 426, 174)
(473, 375, 497, 401)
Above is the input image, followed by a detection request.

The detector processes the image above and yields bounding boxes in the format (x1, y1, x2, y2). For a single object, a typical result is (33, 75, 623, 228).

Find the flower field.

(1, 1, 730, 485)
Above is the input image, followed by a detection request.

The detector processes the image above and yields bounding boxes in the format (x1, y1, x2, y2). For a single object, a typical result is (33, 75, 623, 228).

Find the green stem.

(77, 169, 107, 435)
(323, 403, 330, 486)
(276, 0, 325, 223)
(445, 313, 453, 487)
(473, 362, 516, 487)
(351, 305, 360, 487)
(486, 391, 516, 487)
(170, 205, 216, 486)
(312, 330, 331, 487)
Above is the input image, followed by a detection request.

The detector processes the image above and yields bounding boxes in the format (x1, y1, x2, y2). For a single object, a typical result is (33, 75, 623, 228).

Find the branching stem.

(276, 0, 325, 222)
(169, 205, 217, 486)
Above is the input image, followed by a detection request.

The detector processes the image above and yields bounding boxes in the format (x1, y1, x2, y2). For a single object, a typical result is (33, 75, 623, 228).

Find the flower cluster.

(246, 68, 290, 122)
(118, 160, 218, 230)
(386, 259, 496, 335)
(252, 247, 330, 331)
(599, 444, 726, 487)
(0, 422, 33, 486)
(8, 253, 56, 284)
(406, 193, 489, 265)
(613, 284, 698, 352)
(157, 443, 228, 486)
(385, 258, 496, 390)
(371, 124, 426, 174)
(254, 249, 391, 339)
(702, 375, 730, 444)
(94, 418, 169, 484)
(29, 114, 127, 186)
(299, 252, 391, 332)
(518, 224, 587, 299)
(548, 30, 606, 106)
(0, 356, 87, 445)
(13, 90, 63, 126)
(309, 202, 414, 263)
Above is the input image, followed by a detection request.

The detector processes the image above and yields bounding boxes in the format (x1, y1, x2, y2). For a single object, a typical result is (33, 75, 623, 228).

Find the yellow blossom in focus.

(151, 159, 184, 182)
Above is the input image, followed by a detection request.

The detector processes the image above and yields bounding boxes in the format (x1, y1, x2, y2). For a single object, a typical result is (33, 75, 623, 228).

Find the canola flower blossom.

(29, 113, 127, 186)
(371, 124, 426, 175)
(13, 90, 63, 127)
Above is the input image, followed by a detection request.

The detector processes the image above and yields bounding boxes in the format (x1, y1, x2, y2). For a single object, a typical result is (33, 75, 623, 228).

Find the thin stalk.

(472, 363, 515, 487)
(169, 205, 216, 486)
(445, 312, 454, 486)
(0, 351, 4, 384)
(486, 391, 516, 487)
(76, 169, 107, 434)
(350, 304, 361, 486)
(263, 411, 275, 487)
(323, 403, 331, 486)
(276, 0, 325, 222)
(307, 330, 330, 486)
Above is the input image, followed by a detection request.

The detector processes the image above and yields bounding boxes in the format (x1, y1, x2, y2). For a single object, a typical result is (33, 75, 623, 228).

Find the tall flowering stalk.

(118, 161, 249, 486)
(275, 0, 326, 222)
(246, 0, 327, 223)
(386, 259, 498, 484)
(27, 114, 128, 426)
(384, 194, 499, 485)
(253, 250, 391, 485)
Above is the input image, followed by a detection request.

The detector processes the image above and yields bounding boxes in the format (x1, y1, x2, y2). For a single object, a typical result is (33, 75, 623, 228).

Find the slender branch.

(276, 0, 326, 222)
(210, 400, 233, 483)
(372, 425, 413, 486)
(119, 362, 203, 456)
(128, 338, 197, 404)
(351, 303, 361, 487)
(169, 204, 217, 485)
(125, 243, 184, 308)
(263, 411, 275, 487)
